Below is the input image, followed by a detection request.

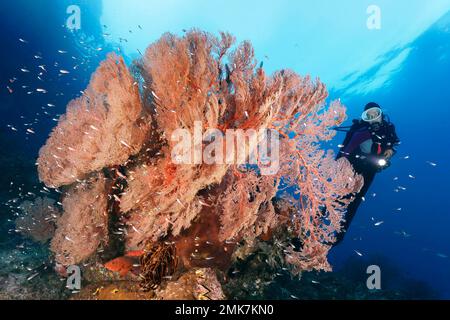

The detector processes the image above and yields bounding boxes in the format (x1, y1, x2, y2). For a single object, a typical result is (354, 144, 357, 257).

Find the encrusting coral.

(36, 30, 362, 290)
(155, 268, 225, 300)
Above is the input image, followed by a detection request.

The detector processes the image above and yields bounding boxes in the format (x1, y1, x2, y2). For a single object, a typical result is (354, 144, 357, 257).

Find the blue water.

(1, 0, 449, 299)
(329, 16, 450, 298)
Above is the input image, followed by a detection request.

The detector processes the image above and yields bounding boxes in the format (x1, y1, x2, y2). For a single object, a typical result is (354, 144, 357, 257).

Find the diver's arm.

(383, 149, 395, 159)
(387, 123, 400, 153)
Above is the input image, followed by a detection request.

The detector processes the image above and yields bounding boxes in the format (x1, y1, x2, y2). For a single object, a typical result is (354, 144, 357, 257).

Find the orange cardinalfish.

(124, 250, 144, 257)
(104, 251, 144, 277)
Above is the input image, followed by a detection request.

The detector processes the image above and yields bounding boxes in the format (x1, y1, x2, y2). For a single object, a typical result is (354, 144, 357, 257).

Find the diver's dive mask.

(361, 107, 382, 124)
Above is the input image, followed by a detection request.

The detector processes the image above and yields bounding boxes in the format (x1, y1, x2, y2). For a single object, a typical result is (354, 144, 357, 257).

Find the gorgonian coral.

(217, 170, 280, 243)
(37, 54, 150, 188)
(16, 197, 60, 243)
(50, 173, 109, 266)
(37, 30, 362, 276)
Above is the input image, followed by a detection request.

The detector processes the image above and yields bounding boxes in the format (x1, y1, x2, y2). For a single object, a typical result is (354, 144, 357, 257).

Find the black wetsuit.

(334, 117, 400, 245)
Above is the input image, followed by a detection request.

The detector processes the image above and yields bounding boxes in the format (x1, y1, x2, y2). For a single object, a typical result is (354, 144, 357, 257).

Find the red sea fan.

(273, 100, 363, 272)
(37, 53, 150, 188)
(16, 197, 60, 244)
(50, 173, 109, 266)
(36, 30, 363, 274)
(120, 154, 229, 249)
(120, 31, 327, 251)
(137, 31, 225, 140)
(217, 170, 279, 243)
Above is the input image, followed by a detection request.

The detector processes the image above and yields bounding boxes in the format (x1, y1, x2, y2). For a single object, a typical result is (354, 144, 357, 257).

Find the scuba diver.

(333, 102, 400, 245)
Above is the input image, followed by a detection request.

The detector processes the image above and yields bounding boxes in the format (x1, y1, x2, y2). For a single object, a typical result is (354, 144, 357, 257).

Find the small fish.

(116, 171, 126, 179)
(290, 295, 299, 299)
(120, 140, 132, 149)
(395, 230, 411, 238)
(27, 272, 39, 281)
(26, 128, 35, 134)
(36, 88, 47, 93)
(151, 91, 160, 100)
(59, 69, 70, 74)
(436, 253, 448, 259)
(21, 68, 30, 73)
(426, 161, 437, 167)
(19, 38, 28, 43)
(354, 250, 363, 257)
(311, 280, 320, 284)
(374, 221, 384, 226)
(408, 174, 415, 179)
(125, 250, 144, 257)
(199, 200, 211, 207)
(58, 50, 67, 54)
